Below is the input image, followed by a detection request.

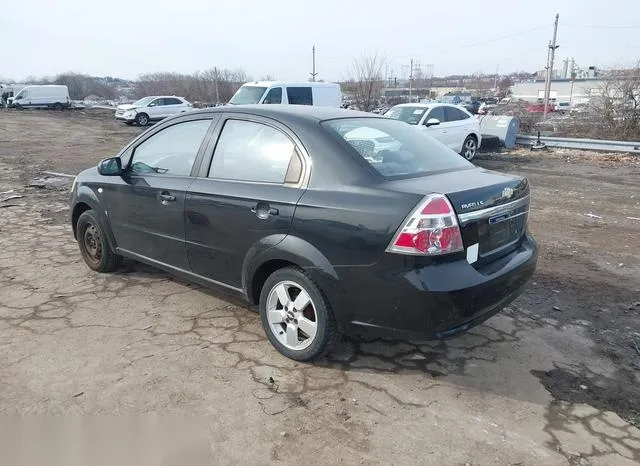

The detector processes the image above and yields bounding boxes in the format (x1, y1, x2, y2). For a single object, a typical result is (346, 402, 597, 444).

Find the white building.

(511, 78, 605, 103)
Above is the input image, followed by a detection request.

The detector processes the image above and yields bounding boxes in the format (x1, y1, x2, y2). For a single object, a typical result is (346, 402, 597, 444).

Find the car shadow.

(117, 257, 640, 457)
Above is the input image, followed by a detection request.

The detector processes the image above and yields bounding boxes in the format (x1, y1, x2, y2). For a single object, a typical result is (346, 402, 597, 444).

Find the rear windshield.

(383, 106, 428, 125)
(229, 86, 267, 105)
(322, 117, 472, 178)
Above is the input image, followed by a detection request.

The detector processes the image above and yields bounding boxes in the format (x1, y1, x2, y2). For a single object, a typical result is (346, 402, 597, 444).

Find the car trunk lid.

(383, 167, 530, 261)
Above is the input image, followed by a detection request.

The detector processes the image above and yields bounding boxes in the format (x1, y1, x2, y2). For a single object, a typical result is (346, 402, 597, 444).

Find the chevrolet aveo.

(70, 105, 537, 361)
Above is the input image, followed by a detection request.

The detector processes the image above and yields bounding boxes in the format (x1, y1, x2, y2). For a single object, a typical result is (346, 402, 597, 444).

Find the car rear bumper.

(326, 234, 537, 340)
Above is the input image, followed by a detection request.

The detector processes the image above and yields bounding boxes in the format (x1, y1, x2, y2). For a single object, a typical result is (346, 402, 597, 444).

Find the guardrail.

(516, 135, 640, 154)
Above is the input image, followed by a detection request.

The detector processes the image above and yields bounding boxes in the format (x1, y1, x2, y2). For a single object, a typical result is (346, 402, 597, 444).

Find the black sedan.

(70, 105, 537, 361)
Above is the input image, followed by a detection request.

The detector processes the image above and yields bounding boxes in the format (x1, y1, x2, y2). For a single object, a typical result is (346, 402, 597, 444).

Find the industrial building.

(510, 78, 605, 104)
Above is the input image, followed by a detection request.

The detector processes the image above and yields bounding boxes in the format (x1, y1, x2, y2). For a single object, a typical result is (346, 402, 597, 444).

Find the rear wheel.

(259, 267, 337, 361)
(52, 102, 64, 111)
(76, 210, 121, 272)
(135, 113, 149, 126)
(461, 135, 478, 160)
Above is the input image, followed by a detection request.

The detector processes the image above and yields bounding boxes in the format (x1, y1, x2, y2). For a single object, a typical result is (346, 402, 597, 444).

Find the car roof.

(241, 81, 340, 88)
(186, 105, 378, 122)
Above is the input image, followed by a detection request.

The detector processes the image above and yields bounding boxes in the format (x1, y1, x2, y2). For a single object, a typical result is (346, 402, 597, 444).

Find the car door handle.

(251, 203, 278, 219)
(158, 192, 176, 204)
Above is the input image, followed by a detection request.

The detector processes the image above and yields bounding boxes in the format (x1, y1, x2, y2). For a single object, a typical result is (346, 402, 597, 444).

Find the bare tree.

(497, 76, 513, 99)
(54, 72, 116, 99)
(589, 65, 640, 140)
(345, 53, 385, 112)
(135, 68, 249, 104)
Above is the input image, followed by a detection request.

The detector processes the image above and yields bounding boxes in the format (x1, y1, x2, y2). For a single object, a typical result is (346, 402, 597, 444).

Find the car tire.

(76, 210, 121, 273)
(135, 113, 149, 126)
(53, 103, 63, 111)
(461, 135, 478, 161)
(259, 267, 338, 361)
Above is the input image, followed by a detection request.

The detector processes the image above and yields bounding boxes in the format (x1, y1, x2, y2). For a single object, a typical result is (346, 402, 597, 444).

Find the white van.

(11, 85, 71, 110)
(229, 81, 341, 107)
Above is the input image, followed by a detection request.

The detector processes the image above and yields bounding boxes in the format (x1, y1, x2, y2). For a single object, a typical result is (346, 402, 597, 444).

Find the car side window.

(164, 98, 181, 105)
(208, 119, 302, 184)
(129, 120, 211, 176)
(149, 98, 163, 107)
(444, 106, 469, 122)
(425, 106, 445, 123)
(286, 87, 313, 105)
(263, 87, 282, 104)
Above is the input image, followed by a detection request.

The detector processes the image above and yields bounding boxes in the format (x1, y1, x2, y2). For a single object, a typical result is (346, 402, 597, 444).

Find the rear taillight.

(386, 194, 464, 256)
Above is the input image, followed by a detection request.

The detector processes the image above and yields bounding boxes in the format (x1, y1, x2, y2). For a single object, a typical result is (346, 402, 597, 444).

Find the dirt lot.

(0, 109, 639, 465)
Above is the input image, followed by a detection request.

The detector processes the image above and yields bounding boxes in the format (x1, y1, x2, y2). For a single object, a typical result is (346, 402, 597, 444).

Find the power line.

(564, 24, 640, 29)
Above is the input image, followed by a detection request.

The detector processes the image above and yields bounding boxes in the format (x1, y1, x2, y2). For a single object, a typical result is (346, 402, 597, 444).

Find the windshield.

(133, 97, 155, 107)
(229, 86, 268, 105)
(322, 117, 471, 178)
(383, 106, 428, 125)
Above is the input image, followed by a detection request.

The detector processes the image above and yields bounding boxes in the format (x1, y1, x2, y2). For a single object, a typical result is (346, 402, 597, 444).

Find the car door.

(444, 106, 472, 151)
(419, 106, 448, 145)
(146, 98, 166, 119)
(102, 116, 216, 269)
(185, 116, 307, 288)
(164, 97, 186, 116)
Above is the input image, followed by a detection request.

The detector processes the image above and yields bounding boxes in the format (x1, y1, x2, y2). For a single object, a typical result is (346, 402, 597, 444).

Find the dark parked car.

(70, 106, 537, 361)
(461, 101, 481, 115)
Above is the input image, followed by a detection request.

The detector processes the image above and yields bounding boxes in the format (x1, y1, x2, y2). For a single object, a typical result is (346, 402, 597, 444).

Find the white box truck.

(10, 85, 71, 110)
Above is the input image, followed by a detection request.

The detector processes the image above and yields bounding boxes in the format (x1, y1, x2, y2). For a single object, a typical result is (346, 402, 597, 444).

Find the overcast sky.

(1, 0, 639, 82)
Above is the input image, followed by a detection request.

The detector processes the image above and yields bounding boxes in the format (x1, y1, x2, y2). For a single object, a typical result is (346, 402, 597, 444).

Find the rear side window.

(263, 87, 282, 104)
(445, 106, 470, 121)
(164, 97, 183, 105)
(209, 119, 302, 184)
(287, 87, 313, 105)
(322, 118, 471, 178)
(130, 120, 212, 176)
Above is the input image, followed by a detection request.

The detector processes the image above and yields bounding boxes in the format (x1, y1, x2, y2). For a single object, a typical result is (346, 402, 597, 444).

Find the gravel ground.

(0, 109, 639, 465)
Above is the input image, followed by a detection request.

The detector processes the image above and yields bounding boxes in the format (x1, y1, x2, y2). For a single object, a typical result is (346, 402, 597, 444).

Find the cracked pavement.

(0, 110, 639, 465)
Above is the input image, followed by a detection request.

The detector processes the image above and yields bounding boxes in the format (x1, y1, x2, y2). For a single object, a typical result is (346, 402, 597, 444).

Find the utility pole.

(494, 64, 499, 91)
(543, 13, 559, 120)
(214, 66, 220, 105)
(310, 46, 318, 82)
(408, 58, 414, 103)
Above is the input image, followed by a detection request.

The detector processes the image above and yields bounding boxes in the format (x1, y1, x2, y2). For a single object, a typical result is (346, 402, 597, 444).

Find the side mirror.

(425, 118, 440, 127)
(148, 102, 156, 107)
(98, 157, 122, 176)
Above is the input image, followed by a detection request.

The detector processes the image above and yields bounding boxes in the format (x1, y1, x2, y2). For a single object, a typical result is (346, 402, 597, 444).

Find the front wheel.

(135, 113, 149, 126)
(76, 210, 122, 272)
(259, 267, 338, 361)
(461, 135, 478, 160)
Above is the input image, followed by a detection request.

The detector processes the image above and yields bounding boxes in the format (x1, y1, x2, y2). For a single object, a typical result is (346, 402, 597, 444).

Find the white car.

(385, 103, 482, 160)
(115, 96, 192, 126)
(554, 101, 571, 114)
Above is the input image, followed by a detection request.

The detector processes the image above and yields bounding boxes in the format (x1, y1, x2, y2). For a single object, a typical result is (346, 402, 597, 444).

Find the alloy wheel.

(463, 137, 477, 160)
(266, 281, 318, 351)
